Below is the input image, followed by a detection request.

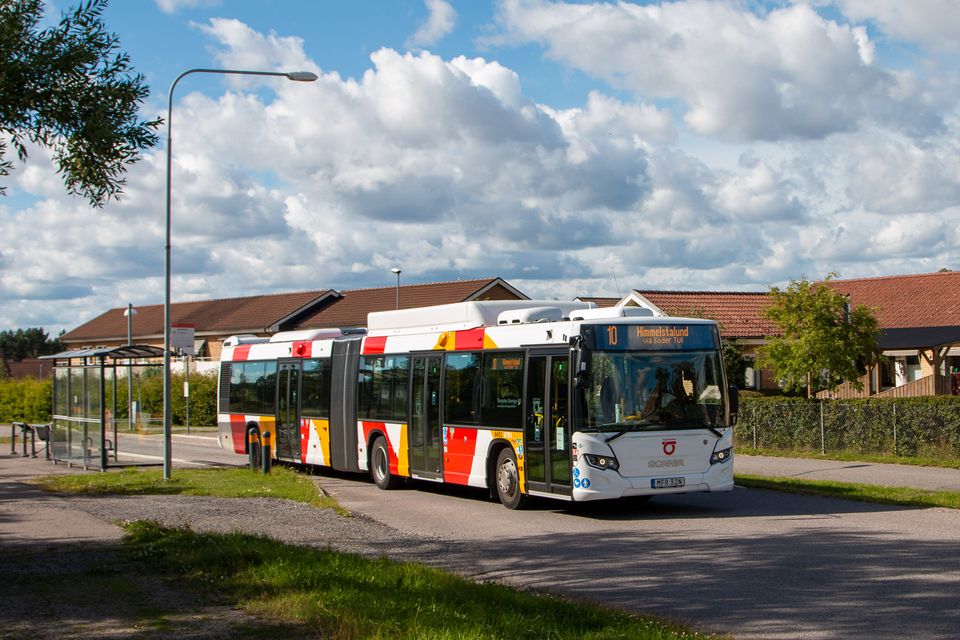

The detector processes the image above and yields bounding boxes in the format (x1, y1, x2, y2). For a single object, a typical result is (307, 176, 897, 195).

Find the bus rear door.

(276, 360, 301, 462)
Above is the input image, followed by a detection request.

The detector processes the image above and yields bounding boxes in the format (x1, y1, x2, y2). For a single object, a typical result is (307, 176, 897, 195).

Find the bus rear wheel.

(370, 436, 400, 490)
(495, 448, 527, 510)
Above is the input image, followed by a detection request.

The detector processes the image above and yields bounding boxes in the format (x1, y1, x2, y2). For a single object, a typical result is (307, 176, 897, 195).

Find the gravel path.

(0, 457, 455, 639)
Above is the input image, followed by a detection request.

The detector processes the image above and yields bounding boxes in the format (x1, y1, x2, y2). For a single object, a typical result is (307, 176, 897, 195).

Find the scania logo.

(649, 459, 685, 468)
(662, 439, 677, 456)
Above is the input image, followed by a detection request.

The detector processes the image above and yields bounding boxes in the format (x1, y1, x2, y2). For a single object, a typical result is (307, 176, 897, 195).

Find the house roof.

(296, 278, 525, 329)
(61, 289, 334, 344)
(828, 271, 960, 329)
(634, 290, 777, 339)
(3, 358, 52, 379)
(575, 297, 619, 308)
(61, 278, 525, 345)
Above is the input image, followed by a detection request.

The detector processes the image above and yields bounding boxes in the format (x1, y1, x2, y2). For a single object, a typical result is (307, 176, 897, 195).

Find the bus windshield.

(581, 350, 726, 431)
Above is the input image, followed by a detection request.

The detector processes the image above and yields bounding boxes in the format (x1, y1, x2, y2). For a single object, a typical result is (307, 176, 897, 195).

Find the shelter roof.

(42, 345, 168, 361)
(878, 326, 960, 350)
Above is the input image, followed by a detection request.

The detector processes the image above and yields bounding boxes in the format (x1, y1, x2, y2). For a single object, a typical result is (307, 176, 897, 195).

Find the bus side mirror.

(570, 336, 591, 388)
(728, 385, 739, 424)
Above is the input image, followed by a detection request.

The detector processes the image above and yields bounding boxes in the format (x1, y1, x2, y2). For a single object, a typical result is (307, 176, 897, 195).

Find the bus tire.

(495, 448, 527, 510)
(370, 435, 400, 490)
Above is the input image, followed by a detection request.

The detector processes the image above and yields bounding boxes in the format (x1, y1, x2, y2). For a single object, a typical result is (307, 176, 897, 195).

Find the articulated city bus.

(217, 300, 737, 508)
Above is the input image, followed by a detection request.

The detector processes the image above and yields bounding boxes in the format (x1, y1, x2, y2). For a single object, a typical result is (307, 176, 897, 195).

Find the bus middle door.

(524, 351, 572, 496)
(276, 360, 302, 462)
(409, 353, 442, 477)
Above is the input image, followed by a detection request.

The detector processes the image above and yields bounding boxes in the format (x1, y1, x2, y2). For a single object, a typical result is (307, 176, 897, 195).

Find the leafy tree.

(722, 338, 747, 389)
(756, 274, 884, 398)
(0, 0, 160, 206)
(0, 327, 64, 360)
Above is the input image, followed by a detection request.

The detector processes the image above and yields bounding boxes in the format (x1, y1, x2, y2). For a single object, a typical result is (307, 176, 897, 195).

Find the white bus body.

(217, 300, 736, 508)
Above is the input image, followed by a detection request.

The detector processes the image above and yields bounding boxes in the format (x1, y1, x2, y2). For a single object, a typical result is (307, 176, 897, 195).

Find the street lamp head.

(286, 71, 319, 82)
(391, 267, 402, 275)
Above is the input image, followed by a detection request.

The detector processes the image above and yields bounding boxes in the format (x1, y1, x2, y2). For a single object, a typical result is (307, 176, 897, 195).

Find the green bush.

(121, 369, 218, 427)
(736, 396, 960, 459)
(0, 367, 217, 432)
(0, 377, 52, 422)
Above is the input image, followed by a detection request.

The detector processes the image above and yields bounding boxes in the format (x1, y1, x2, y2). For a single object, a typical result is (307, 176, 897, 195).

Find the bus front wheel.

(370, 436, 400, 490)
(495, 448, 527, 510)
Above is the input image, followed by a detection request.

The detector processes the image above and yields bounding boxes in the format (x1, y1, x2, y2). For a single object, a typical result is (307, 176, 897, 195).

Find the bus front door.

(276, 361, 301, 462)
(524, 352, 572, 495)
(409, 354, 442, 477)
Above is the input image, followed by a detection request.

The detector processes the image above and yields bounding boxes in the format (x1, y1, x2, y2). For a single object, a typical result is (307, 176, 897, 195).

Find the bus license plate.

(651, 477, 685, 489)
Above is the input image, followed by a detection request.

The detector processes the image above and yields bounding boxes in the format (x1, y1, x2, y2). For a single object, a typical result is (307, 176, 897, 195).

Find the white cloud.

(155, 0, 219, 14)
(193, 18, 316, 76)
(3, 14, 959, 334)
(839, 0, 960, 52)
(491, 0, 940, 141)
(407, 0, 458, 48)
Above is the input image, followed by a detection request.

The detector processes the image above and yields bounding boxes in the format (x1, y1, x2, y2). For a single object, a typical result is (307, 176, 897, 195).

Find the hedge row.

(736, 396, 960, 458)
(0, 377, 52, 423)
(1, 371, 218, 427)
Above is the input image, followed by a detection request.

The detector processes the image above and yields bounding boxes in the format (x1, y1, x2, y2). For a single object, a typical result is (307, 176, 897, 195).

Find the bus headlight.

(583, 453, 620, 471)
(710, 447, 733, 464)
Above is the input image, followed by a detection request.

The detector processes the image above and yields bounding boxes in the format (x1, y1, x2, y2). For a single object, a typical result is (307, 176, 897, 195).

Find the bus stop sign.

(171, 324, 196, 355)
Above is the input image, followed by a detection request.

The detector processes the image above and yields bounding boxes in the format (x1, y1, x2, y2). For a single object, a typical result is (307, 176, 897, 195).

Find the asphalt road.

(111, 435, 960, 639)
(112, 431, 241, 468)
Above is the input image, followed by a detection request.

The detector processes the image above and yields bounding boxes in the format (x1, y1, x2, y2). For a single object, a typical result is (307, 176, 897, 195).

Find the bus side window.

(444, 352, 481, 424)
(301, 358, 331, 418)
(480, 352, 524, 428)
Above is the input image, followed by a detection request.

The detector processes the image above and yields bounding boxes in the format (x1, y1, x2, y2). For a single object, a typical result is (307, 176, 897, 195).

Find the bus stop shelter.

(41, 345, 167, 470)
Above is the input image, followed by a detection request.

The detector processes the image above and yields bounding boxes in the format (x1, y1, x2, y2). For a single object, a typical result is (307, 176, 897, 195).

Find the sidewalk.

(0, 453, 123, 548)
(735, 453, 960, 492)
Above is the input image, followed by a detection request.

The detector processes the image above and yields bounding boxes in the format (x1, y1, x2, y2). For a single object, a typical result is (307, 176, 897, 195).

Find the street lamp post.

(123, 304, 137, 431)
(391, 267, 402, 309)
(164, 68, 317, 480)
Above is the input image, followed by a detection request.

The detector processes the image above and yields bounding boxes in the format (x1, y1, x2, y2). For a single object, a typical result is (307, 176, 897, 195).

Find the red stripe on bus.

(454, 328, 485, 351)
(293, 341, 312, 358)
(232, 345, 252, 361)
(300, 418, 310, 464)
(230, 414, 247, 454)
(363, 336, 388, 355)
(443, 426, 478, 485)
(361, 421, 398, 474)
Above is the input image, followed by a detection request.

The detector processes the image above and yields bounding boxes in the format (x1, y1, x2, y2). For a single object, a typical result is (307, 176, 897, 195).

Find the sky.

(2, 0, 959, 335)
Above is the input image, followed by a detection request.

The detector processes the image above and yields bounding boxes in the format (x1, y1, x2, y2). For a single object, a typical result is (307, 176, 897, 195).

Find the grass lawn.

(735, 474, 960, 509)
(123, 520, 721, 640)
(34, 466, 345, 514)
(736, 447, 960, 470)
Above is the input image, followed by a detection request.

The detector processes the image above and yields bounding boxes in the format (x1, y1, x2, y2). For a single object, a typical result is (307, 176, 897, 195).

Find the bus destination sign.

(587, 324, 718, 351)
